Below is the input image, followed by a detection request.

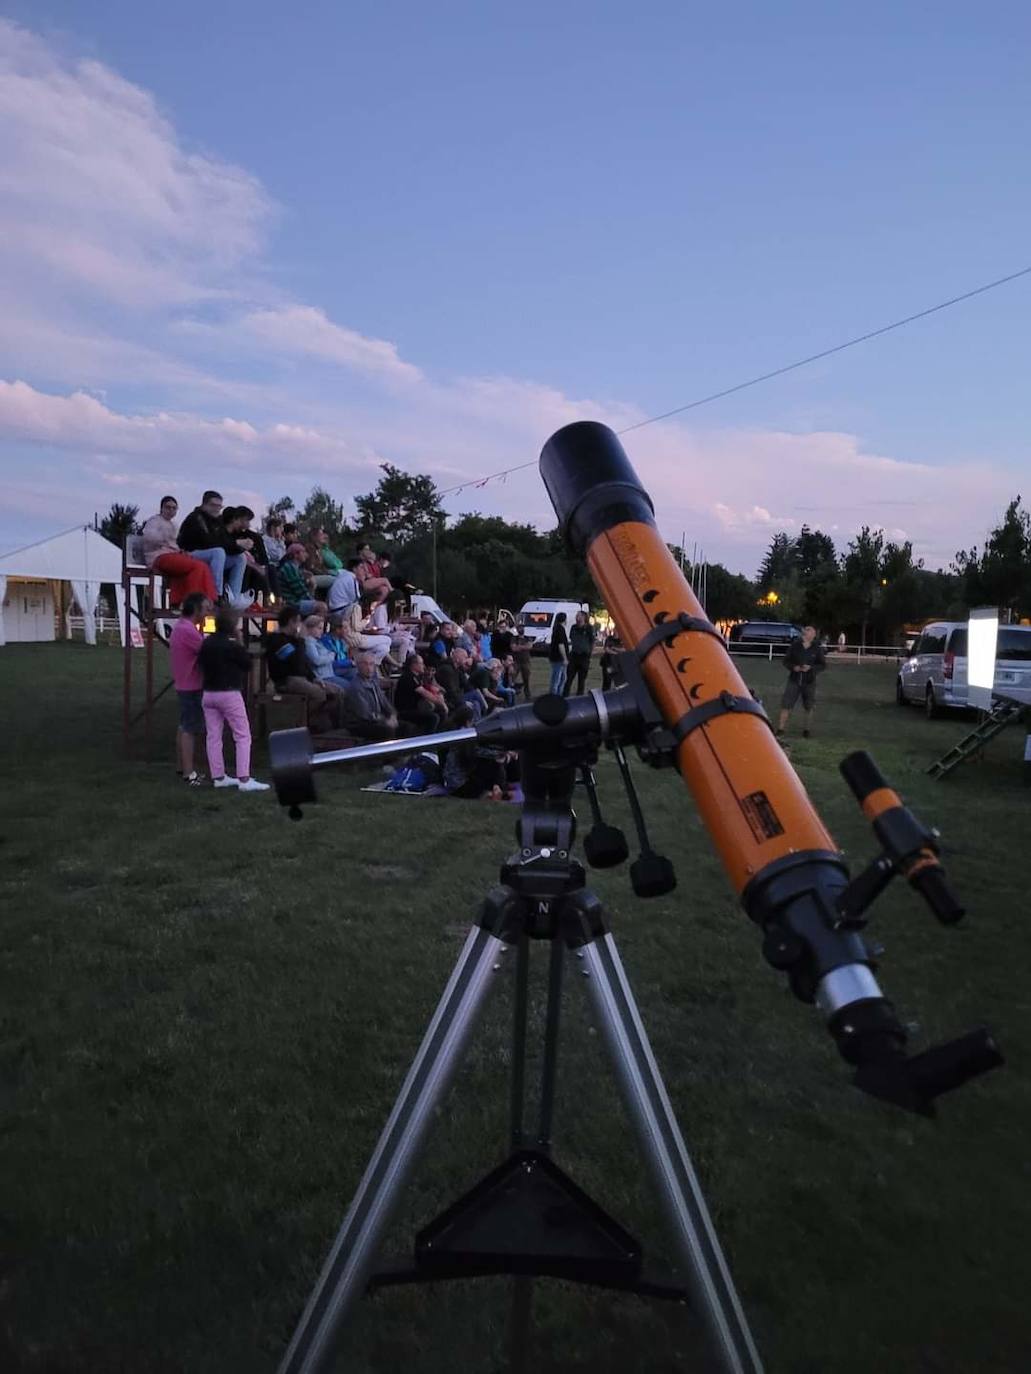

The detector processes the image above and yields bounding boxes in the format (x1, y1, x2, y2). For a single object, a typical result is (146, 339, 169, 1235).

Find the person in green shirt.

(278, 544, 325, 615)
(563, 611, 596, 697)
(308, 527, 343, 590)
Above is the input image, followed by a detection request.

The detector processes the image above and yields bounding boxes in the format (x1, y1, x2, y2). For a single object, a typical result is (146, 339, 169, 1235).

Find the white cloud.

(0, 379, 379, 482)
(237, 306, 423, 384)
(0, 20, 269, 306)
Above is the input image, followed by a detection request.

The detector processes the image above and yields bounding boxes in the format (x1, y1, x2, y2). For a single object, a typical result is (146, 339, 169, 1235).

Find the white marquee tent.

(0, 526, 126, 647)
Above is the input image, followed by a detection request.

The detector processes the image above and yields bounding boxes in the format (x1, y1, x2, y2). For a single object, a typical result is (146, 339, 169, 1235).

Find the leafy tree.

(297, 485, 350, 550)
(99, 503, 141, 546)
(703, 564, 758, 621)
(265, 495, 295, 520)
(756, 533, 797, 589)
(795, 525, 837, 580)
(842, 525, 885, 648)
(953, 496, 1031, 618)
(355, 463, 444, 544)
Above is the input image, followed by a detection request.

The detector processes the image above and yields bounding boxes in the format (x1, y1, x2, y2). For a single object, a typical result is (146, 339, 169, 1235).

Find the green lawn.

(0, 644, 1028, 1373)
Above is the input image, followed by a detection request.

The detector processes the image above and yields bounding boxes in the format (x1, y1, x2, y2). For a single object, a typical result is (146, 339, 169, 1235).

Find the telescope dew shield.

(540, 422, 900, 1073)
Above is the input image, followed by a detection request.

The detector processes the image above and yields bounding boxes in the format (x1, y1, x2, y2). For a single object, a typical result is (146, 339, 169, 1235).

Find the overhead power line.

(435, 264, 1031, 500)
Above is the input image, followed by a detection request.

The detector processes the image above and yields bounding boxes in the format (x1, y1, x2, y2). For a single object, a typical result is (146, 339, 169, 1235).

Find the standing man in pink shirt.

(169, 592, 211, 784)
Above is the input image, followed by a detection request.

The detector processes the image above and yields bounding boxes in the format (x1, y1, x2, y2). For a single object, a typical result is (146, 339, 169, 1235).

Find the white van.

(896, 621, 1031, 716)
(517, 598, 590, 653)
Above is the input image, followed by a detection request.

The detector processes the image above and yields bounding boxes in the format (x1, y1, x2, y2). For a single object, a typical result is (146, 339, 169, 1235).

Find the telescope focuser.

(837, 751, 965, 928)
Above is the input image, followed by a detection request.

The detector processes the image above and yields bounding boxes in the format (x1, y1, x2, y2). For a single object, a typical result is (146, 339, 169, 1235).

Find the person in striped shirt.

(277, 543, 326, 616)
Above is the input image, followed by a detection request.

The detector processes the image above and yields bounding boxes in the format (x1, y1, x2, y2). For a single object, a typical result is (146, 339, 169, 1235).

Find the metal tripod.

(278, 747, 762, 1374)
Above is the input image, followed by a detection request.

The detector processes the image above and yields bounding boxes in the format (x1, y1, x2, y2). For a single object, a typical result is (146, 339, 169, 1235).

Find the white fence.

(64, 613, 121, 641)
(729, 643, 904, 662)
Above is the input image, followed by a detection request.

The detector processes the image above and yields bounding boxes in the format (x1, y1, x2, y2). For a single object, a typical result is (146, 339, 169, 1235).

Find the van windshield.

(524, 612, 554, 628)
(948, 628, 1031, 661)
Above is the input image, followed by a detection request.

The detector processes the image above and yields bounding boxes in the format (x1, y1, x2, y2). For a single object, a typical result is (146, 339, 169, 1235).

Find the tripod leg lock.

(478, 885, 528, 944)
(558, 888, 611, 950)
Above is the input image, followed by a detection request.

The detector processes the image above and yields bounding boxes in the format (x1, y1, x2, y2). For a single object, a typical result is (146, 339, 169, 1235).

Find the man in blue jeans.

(177, 490, 248, 604)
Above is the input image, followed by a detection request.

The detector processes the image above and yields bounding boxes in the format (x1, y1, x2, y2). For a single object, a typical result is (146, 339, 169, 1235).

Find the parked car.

(728, 621, 801, 651)
(896, 621, 1031, 716)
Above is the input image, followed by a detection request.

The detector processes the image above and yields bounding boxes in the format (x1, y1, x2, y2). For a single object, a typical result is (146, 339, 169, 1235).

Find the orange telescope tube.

(539, 420, 842, 903)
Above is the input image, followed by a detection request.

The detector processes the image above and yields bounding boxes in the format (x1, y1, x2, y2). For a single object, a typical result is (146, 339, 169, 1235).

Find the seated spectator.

(342, 652, 408, 741)
(433, 641, 464, 710)
(456, 617, 483, 660)
(141, 496, 218, 607)
(264, 606, 334, 730)
(223, 505, 266, 605)
(340, 594, 397, 668)
(421, 663, 448, 715)
(469, 656, 507, 712)
(277, 543, 326, 616)
(168, 590, 212, 784)
(440, 646, 489, 719)
(302, 613, 349, 705)
(424, 618, 455, 666)
(308, 527, 342, 590)
(327, 558, 362, 616)
(262, 516, 286, 598)
(394, 653, 447, 733)
(263, 516, 286, 568)
(177, 489, 250, 606)
(198, 607, 269, 791)
(497, 656, 518, 707)
(442, 705, 518, 799)
(378, 551, 419, 595)
(355, 541, 392, 604)
(320, 613, 356, 680)
(368, 590, 415, 663)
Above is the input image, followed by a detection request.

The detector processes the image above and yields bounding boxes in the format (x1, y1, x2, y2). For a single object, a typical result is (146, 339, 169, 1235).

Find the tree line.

(98, 469, 1030, 640)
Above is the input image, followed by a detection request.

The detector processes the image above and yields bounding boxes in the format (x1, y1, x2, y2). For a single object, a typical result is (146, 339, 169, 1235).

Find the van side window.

(920, 629, 946, 654)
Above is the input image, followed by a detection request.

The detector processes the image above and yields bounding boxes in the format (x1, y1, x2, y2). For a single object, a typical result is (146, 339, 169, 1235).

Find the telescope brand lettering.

(611, 527, 651, 594)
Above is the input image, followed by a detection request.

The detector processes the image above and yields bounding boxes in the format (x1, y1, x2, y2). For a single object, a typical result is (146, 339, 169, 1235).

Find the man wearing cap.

(277, 543, 326, 616)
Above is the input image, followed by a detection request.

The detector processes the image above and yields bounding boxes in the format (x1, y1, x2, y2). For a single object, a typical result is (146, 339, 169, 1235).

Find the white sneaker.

(230, 592, 254, 610)
(237, 778, 270, 793)
(213, 776, 240, 789)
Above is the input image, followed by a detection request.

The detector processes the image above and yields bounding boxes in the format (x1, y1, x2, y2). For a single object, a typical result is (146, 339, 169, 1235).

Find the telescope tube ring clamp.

(670, 691, 772, 744)
(633, 611, 726, 661)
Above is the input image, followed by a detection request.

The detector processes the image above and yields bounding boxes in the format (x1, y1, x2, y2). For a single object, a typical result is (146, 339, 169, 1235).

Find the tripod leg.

(577, 932, 764, 1374)
(509, 932, 530, 1149)
(508, 1275, 533, 1374)
(536, 935, 565, 1150)
(279, 925, 512, 1374)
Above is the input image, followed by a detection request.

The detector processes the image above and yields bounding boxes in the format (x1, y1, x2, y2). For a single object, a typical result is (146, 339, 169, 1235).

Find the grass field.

(0, 644, 1028, 1373)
